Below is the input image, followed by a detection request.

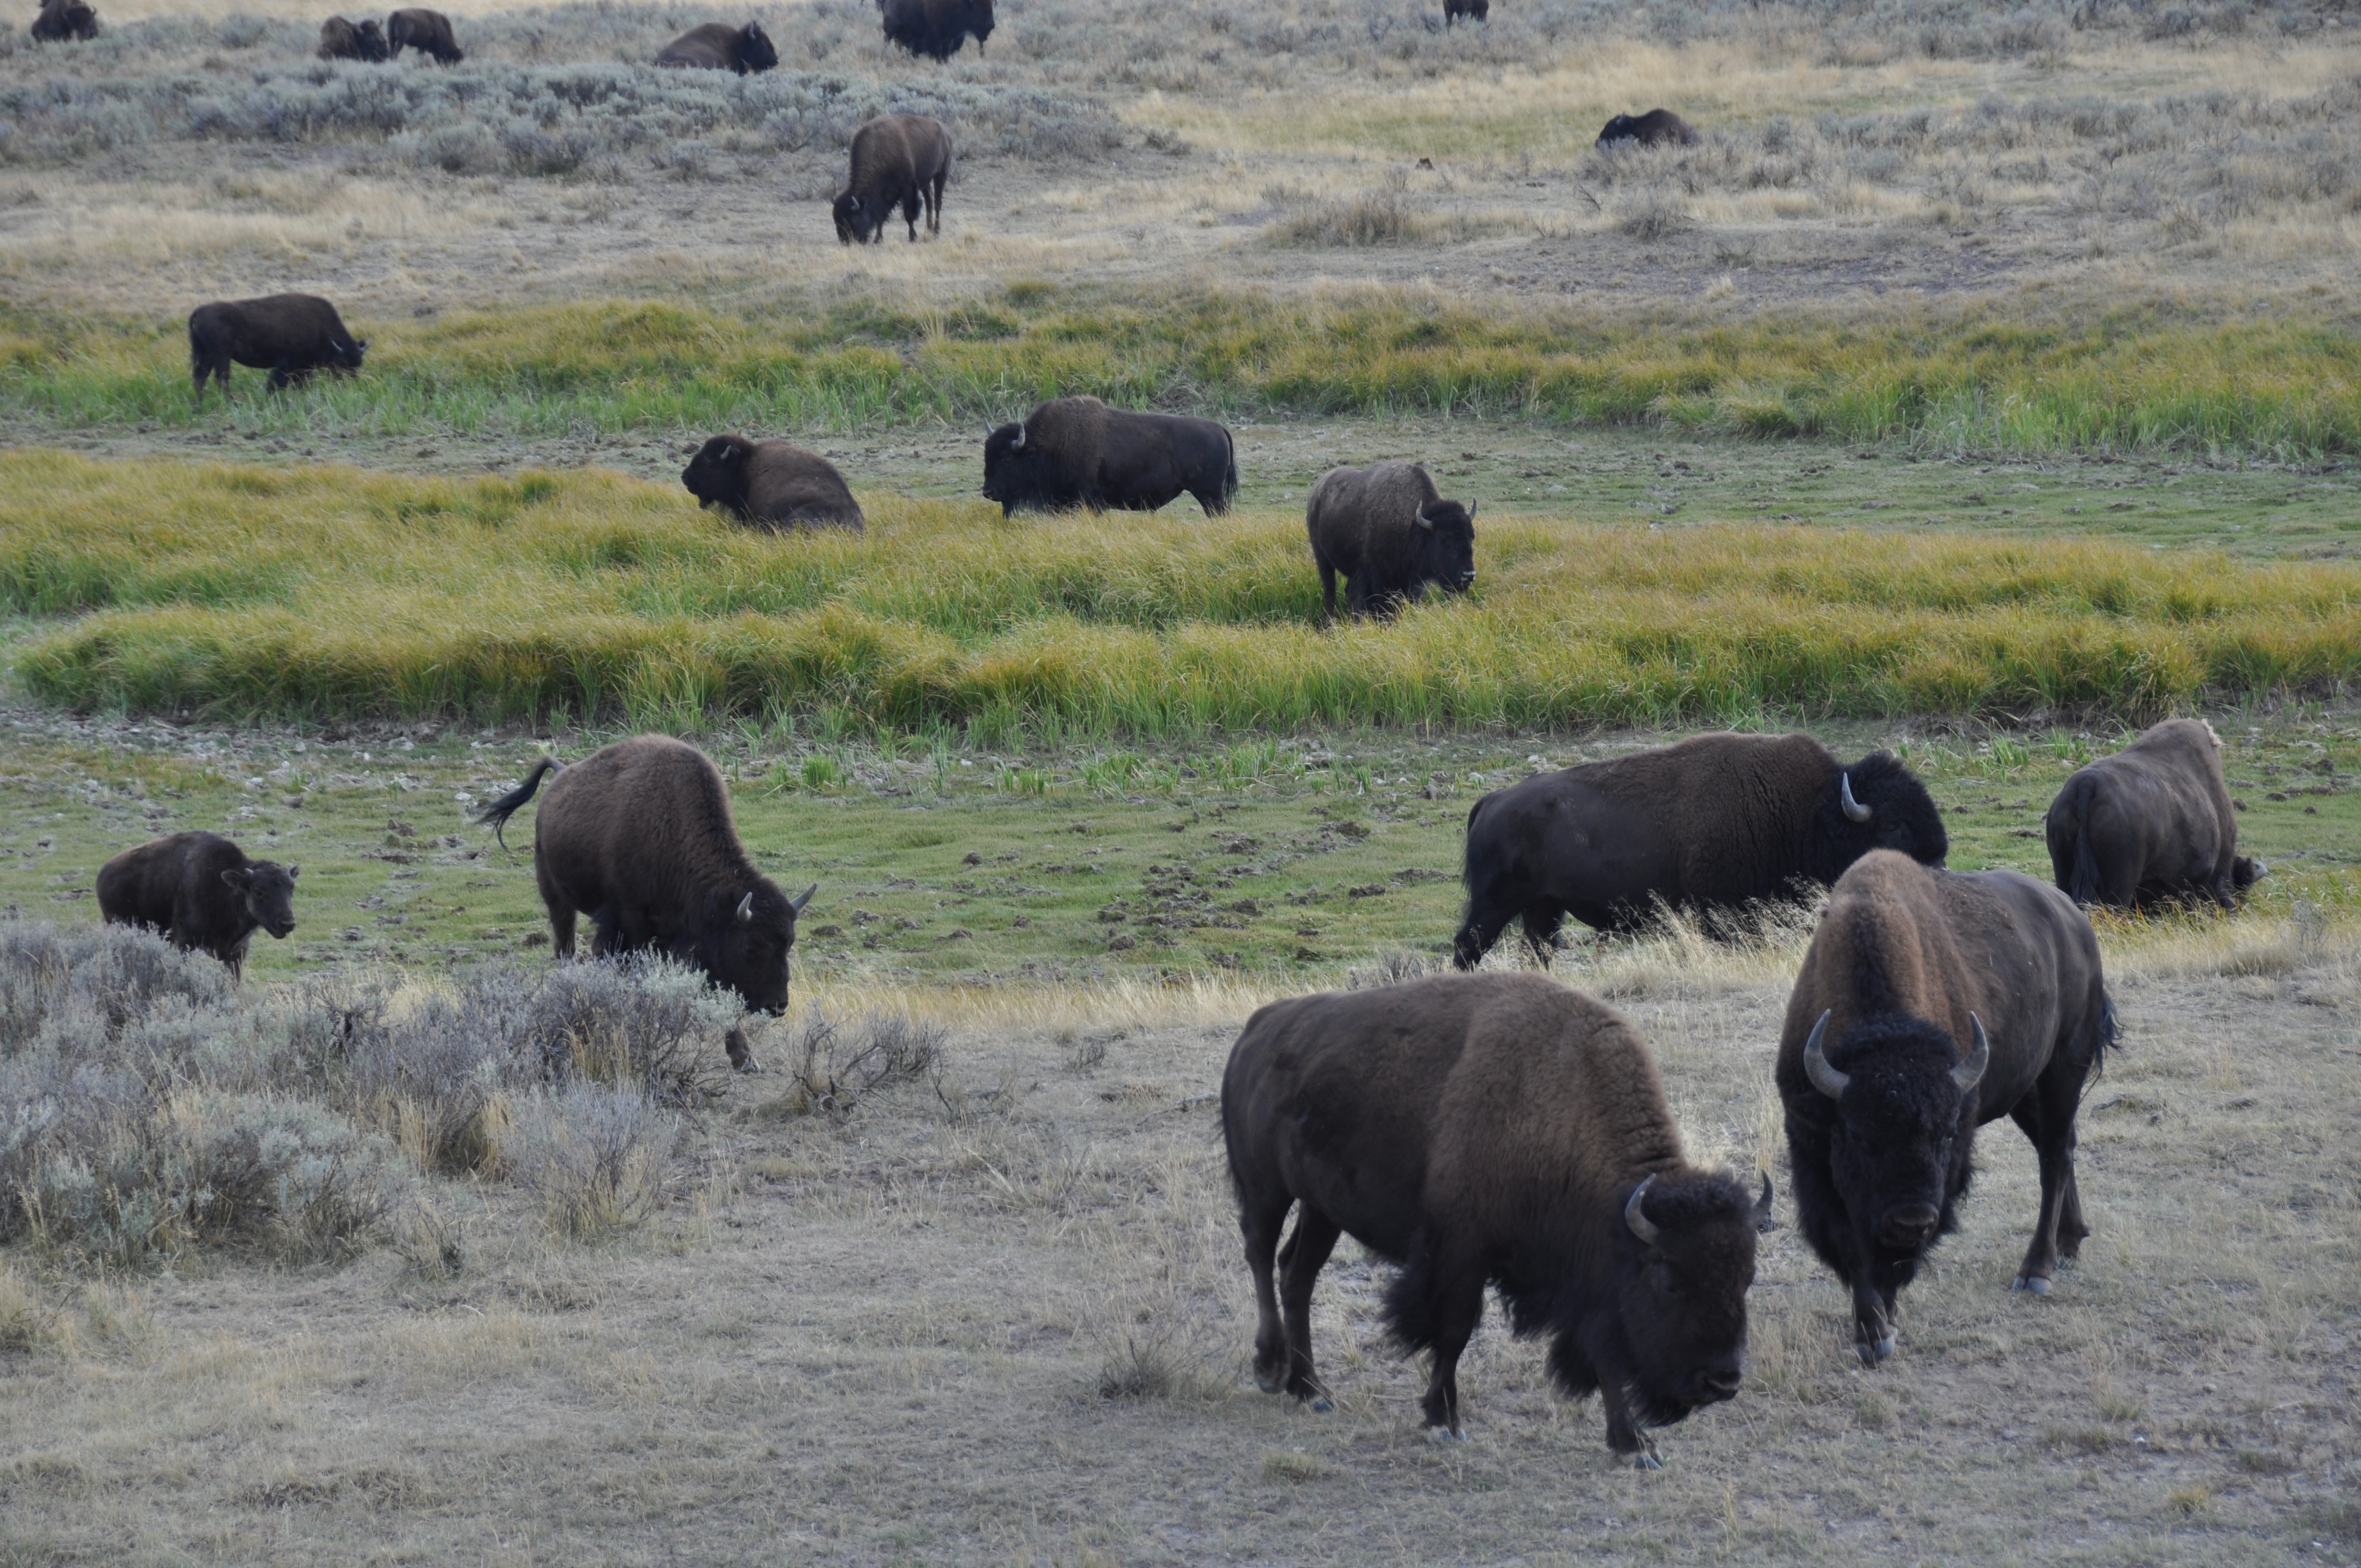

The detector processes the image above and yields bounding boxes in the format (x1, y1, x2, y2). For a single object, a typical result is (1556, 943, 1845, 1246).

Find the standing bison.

(833, 114, 952, 244)
(681, 435, 864, 532)
(655, 20, 776, 72)
(982, 396, 1237, 518)
(318, 15, 388, 59)
(1304, 460, 1476, 623)
(1597, 110, 1698, 148)
(475, 736, 815, 1071)
(2047, 718, 2262, 911)
(1454, 732, 1947, 966)
(30, 0, 96, 40)
(879, 0, 992, 60)
(1779, 851, 2115, 1363)
(387, 7, 461, 62)
(97, 832, 298, 980)
(188, 294, 367, 396)
(1225, 972, 1771, 1466)
(1443, 0, 1487, 20)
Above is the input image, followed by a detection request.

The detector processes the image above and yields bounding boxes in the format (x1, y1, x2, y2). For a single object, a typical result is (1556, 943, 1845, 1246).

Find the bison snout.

(266, 918, 296, 939)
(1691, 1364, 1743, 1404)
(1879, 1204, 1940, 1248)
(1454, 570, 1477, 590)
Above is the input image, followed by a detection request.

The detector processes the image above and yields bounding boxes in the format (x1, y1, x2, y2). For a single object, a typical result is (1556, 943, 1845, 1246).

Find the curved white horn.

(790, 883, 816, 913)
(1464, 500, 1477, 521)
(736, 892, 755, 924)
(1952, 1013, 1990, 1095)
(1802, 1010, 1848, 1099)
(1753, 1173, 1776, 1231)
(1009, 423, 1026, 450)
(1624, 1174, 1662, 1246)
(1840, 771, 1872, 823)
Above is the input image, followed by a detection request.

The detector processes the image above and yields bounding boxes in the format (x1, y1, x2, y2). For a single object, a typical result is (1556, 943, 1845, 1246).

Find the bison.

(1444, 0, 1487, 21)
(30, 0, 96, 40)
(833, 113, 952, 245)
(1779, 850, 2116, 1364)
(1304, 461, 1476, 623)
(655, 20, 777, 72)
(879, 0, 992, 61)
(1597, 109, 1698, 148)
(475, 736, 815, 1071)
(982, 396, 1237, 518)
(387, 7, 461, 62)
(318, 15, 388, 59)
(681, 435, 864, 532)
(1225, 972, 1772, 1465)
(97, 832, 298, 980)
(2047, 717, 2263, 911)
(188, 294, 367, 396)
(1455, 732, 1948, 966)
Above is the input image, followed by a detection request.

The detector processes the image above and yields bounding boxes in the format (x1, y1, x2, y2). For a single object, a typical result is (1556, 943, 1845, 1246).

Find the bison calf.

(1780, 851, 2116, 1364)
(879, 0, 992, 60)
(2047, 717, 2261, 911)
(682, 435, 864, 532)
(834, 114, 952, 245)
(1597, 109, 1698, 148)
(1305, 460, 1476, 623)
(189, 294, 366, 397)
(983, 396, 1237, 518)
(387, 7, 461, 62)
(318, 15, 388, 59)
(655, 20, 777, 73)
(30, 0, 97, 40)
(1226, 972, 1770, 1465)
(97, 832, 298, 980)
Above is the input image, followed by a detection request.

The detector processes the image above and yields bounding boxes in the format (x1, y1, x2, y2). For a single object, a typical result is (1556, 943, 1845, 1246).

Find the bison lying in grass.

(982, 396, 1236, 518)
(30, 0, 97, 40)
(681, 435, 864, 532)
(655, 20, 776, 73)
(1597, 109, 1698, 147)
(188, 294, 367, 396)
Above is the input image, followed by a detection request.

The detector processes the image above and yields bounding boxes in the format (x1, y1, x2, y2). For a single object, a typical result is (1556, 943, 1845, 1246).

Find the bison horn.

(1802, 1010, 1849, 1099)
(1753, 1172, 1775, 1232)
(1009, 424, 1026, 451)
(1952, 1013, 1990, 1095)
(1413, 507, 1437, 531)
(736, 892, 755, 924)
(1840, 771, 1872, 823)
(1624, 1174, 1662, 1247)
(1464, 500, 1477, 521)
(287, 864, 300, 880)
(790, 883, 816, 913)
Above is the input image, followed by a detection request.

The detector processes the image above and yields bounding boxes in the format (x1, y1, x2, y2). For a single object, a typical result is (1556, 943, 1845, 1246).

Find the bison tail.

(2086, 989, 2119, 1082)
(474, 756, 561, 848)
(2064, 824, 2101, 907)
(2049, 782, 2099, 904)
(1221, 429, 1239, 510)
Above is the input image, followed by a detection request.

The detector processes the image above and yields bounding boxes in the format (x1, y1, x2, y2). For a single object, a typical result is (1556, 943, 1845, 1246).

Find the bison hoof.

(1631, 1450, 1664, 1471)
(1310, 1396, 1335, 1413)
(1253, 1371, 1283, 1395)
(1857, 1336, 1895, 1365)
(2012, 1275, 2053, 1296)
(1424, 1424, 1461, 1444)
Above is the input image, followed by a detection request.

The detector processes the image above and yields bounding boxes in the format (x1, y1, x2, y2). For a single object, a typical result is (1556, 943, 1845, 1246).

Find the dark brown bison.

(982, 396, 1236, 518)
(1455, 732, 1948, 966)
(475, 736, 815, 1071)
(30, 0, 95, 40)
(681, 435, 864, 532)
(188, 294, 367, 396)
(1443, 0, 1487, 21)
(97, 832, 298, 980)
(1597, 109, 1698, 148)
(318, 15, 388, 59)
(387, 7, 461, 62)
(1224, 972, 1772, 1465)
(1304, 461, 1476, 623)
(833, 113, 952, 244)
(655, 20, 777, 72)
(2047, 718, 2263, 910)
(879, 0, 992, 61)
(1779, 851, 2115, 1364)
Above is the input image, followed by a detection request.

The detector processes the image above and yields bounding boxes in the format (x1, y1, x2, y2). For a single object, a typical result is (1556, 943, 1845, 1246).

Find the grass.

(6, 450, 2360, 733)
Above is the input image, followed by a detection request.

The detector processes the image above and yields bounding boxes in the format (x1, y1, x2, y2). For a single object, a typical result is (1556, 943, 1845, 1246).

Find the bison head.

(1591, 1170, 1771, 1427)
(1596, 114, 1639, 147)
(1412, 497, 1478, 597)
(335, 334, 368, 374)
(694, 881, 814, 1016)
(2233, 854, 2266, 890)
(961, 0, 995, 50)
(222, 860, 299, 940)
(1812, 750, 1946, 881)
(734, 20, 777, 72)
(682, 434, 756, 516)
(355, 18, 388, 58)
(1799, 1009, 1987, 1261)
(833, 190, 885, 246)
(981, 419, 1045, 515)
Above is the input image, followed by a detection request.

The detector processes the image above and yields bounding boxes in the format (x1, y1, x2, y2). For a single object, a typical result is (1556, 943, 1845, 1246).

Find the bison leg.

(1517, 903, 1565, 968)
(1598, 1373, 1663, 1467)
(2007, 1074, 2088, 1292)
(1241, 1195, 1293, 1396)
(1276, 1208, 1341, 1408)
(1407, 1259, 1485, 1438)
(1316, 561, 1339, 625)
(1851, 1270, 1896, 1363)
(1451, 901, 1516, 972)
(926, 171, 944, 235)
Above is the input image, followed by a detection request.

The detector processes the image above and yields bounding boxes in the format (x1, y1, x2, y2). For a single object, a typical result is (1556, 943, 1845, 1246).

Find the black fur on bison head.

(681, 435, 757, 511)
(224, 860, 300, 940)
(1415, 497, 1478, 595)
(735, 20, 777, 70)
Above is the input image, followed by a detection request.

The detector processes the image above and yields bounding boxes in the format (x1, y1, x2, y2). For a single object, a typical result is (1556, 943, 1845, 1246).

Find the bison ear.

(220, 867, 251, 891)
(287, 864, 300, 881)
(789, 883, 816, 913)
(736, 891, 755, 924)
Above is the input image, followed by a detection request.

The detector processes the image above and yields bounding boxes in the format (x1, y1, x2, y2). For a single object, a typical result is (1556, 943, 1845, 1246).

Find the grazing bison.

(1225, 972, 1772, 1465)
(1304, 461, 1477, 623)
(475, 736, 816, 1071)
(878, 0, 992, 61)
(1597, 109, 1698, 148)
(30, 0, 95, 39)
(188, 294, 367, 396)
(982, 396, 1237, 518)
(655, 20, 777, 72)
(2047, 718, 2263, 911)
(1444, 0, 1487, 20)
(681, 435, 864, 532)
(833, 113, 952, 244)
(386, 7, 461, 62)
(97, 832, 297, 980)
(1455, 732, 1947, 966)
(318, 15, 388, 59)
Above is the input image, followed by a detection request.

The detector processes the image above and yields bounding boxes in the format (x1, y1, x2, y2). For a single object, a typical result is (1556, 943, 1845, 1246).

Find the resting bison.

(1780, 851, 2115, 1362)
(476, 736, 815, 1071)
(1597, 109, 1698, 148)
(2047, 718, 2262, 910)
(1225, 972, 1771, 1465)
(318, 15, 388, 59)
(879, 0, 992, 61)
(834, 114, 952, 244)
(97, 832, 297, 981)
(655, 20, 776, 72)
(387, 7, 461, 62)
(1444, 0, 1487, 20)
(1304, 461, 1476, 623)
(982, 396, 1237, 518)
(30, 0, 95, 40)
(681, 435, 864, 532)
(189, 294, 367, 396)
(1455, 732, 1947, 965)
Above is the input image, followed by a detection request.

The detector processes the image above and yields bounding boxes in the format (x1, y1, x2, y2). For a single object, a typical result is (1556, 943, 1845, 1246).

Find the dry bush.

(1345, 949, 1439, 989)
(497, 1084, 676, 1242)
(767, 1006, 946, 1120)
